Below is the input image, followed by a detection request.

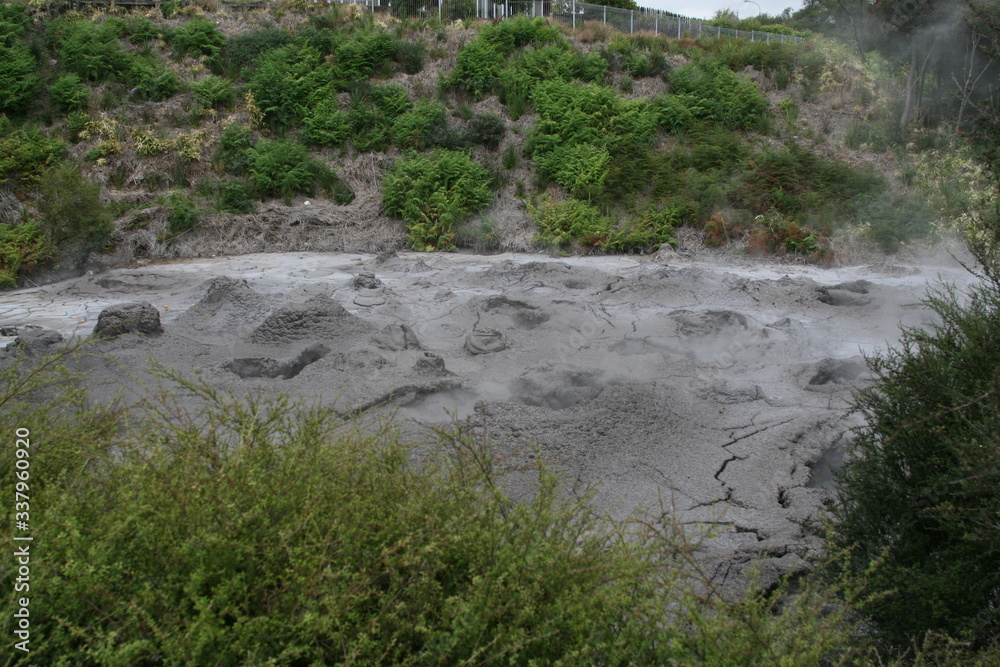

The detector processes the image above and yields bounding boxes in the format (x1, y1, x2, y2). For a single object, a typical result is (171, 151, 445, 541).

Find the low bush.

(247, 139, 332, 204)
(50, 73, 89, 112)
(214, 123, 255, 175)
(531, 197, 612, 249)
(172, 18, 226, 59)
(452, 39, 505, 98)
(394, 38, 426, 74)
(37, 162, 113, 254)
(219, 180, 256, 214)
(57, 19, 131, 82)
(0, 42, 41, 114)
(390, 100, 450, 150)
(126, 58, 181, 102)
(219, 28, 289, 73)
(165, 191, 199, 235)
(383, 149, 493, 251)
(302, 97, 349, 147)
(669, 59, 768, 131)
(0, 221, 53, 288)
(0, 128, 67, 185)
(464, 112, 506, 150)
(192, 75, 234, 108)
(348, 83, 412, 152)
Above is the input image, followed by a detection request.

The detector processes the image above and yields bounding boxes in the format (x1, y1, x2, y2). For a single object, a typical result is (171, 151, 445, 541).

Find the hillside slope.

(0, 1, 971, 286)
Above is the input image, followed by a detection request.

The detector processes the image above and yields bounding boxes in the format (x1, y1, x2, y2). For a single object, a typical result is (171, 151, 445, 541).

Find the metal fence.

(73, 0, 802, 44)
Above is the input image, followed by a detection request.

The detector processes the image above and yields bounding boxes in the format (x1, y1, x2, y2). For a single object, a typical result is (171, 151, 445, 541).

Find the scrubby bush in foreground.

(0, 353, 876, 665)
(831, 275, 1000, 653)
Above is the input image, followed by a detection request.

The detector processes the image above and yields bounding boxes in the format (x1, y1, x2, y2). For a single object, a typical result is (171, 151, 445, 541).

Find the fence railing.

(74, 0, 802, 44)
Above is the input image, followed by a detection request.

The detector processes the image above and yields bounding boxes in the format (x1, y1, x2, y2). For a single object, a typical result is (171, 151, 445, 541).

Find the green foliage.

(383, 149, 493, 251)
(218, 28, 289, 72)
(172, 18, 226, 59)
(734, 143, 884, 218)
(452, 39, 504, 98)
(832, 277, 1000, 651)
(192, 75, 234, 108)
(249, 43, 328, 128)
(464, 112, 506, 150)
(531, 197, 612, 249)
(165, 192, 199, 235)
(531, 197, 677, 252)
(57, 19, 130, 83)
(302, 97, 349, 147)
(333, 29, 395, 81)
(126, 58, 181, 102)
(394, 39, 426, 74)
(535, 144, 611, 200)
(214, 123, 254, 175)
(50, 73, 88, 113)
(0, 221, 53, 288)
(390, 100, 450, 150)
(669, 59, 768, 131)
(0, 42, 41, 114)
(348, 83, 412, 152)
(650, 94, 695, 133)
(0, 128, 67, 185)
(38, 162, 113, 253)
(247, 138, 331, 204)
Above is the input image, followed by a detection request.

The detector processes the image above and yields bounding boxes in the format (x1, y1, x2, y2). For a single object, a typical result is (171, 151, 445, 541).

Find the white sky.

(641, 0, 805, 20)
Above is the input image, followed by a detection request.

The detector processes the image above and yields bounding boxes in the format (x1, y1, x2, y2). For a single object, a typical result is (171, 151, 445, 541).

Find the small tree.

(38, 162, 113, 257)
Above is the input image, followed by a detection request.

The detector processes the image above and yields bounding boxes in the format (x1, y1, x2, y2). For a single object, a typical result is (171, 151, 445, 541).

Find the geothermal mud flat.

(0, 245, 978, 591)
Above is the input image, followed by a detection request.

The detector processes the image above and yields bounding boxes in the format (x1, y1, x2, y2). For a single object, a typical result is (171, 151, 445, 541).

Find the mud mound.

(480, 295, 551, 329)
(9, 328, 63, 357)
(817, 286, 872, 306)
(671, 309, 749, 337)
(93, 302, 163, 339)
(466, 329, 506, 354)
(179, 277, 272, 334)
(807, 358, 867, 387)
(225, 343, 330, 379)
(372, 324, 421, 351)
(249, 294, 375, 344)
(511, 366, 603, 410)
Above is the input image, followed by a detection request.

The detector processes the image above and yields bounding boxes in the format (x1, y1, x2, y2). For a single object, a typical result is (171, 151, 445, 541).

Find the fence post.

(630, 9, 633, 34)
(717, 26, 720, 38)
(603, 5, 605, 24)
(438, 0, 441, 20)
(572, 0, 575, 29)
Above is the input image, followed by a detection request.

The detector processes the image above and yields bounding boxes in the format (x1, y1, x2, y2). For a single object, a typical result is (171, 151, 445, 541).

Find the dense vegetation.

(2, 1, 1000, 661)
(0, 0, 977, 287)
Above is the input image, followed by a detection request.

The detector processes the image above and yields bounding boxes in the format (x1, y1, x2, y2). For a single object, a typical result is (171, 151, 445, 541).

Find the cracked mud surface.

(0, 246, 978, 594)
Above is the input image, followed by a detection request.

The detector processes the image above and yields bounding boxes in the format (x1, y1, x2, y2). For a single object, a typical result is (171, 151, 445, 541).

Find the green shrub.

(333, 29, 395, 82)
(394, 39, 426, 74)
(165, 192, 199, 235)
(391, 100, 450, 150)
(172, 18, 225, 59)
(50, 73, 88, 112)
(531, 197, 612, 249)
(247, 139, 331, 204)
(464, 112, 506, 150)
(608, 205, 679, 252)
(215, 123, 254, 175)
(219, 28, 289, 72)
(348, 83, 412, 152)
(0, 42, 41, 114)
(0, 129, 67, 185)
(126, 58, 181, 102)
(535, 144, 611, 200)
(249, 43, 335, 129)
(669, 59, 767, 131)
(37, 162, 113, 253)
(0, 221, 53, 288)
(57, 19, 130, 82)
(452, 39, 504, 98)
(192, 75, 233, 108)
(831, 277, 1000, 651)
(302, 97, 349, 147)
(383, 149, 493, 251)
(124, 17, 160, 44)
